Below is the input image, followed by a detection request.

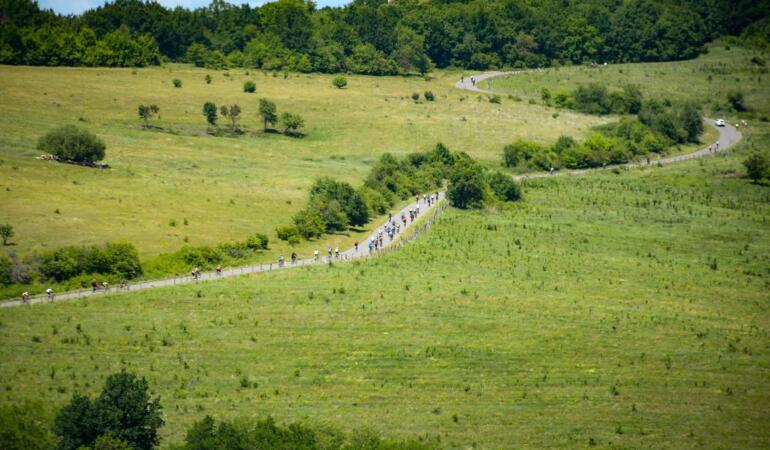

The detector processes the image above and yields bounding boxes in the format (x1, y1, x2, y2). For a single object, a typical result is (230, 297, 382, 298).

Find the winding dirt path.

(2, 71, 743, 308)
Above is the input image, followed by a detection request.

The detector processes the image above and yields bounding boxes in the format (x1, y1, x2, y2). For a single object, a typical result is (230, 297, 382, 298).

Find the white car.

(715, 119, 725, 127)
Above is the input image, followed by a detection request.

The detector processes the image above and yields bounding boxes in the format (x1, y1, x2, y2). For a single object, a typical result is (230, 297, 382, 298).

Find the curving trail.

(456, 70, 742, 180)
(2, 70, 743, 307)
(1, 194, 446, 308)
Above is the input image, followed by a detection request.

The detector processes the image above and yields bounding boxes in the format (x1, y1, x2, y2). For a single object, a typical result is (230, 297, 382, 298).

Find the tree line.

(1, 0, 766, 72)
(1, 371, 435, 450)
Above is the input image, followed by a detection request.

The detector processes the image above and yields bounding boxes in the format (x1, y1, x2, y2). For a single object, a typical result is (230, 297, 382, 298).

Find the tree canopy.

(0, 0, 763, 71)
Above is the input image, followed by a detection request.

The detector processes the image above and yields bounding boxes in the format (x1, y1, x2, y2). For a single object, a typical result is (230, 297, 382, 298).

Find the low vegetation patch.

(37, 125, 106, 166)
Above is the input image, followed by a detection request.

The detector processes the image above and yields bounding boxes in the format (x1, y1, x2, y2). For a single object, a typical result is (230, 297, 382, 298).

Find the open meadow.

(1, 148, 769, 448)
(484, 44, 769, 121)
(0, 65, 607, 265)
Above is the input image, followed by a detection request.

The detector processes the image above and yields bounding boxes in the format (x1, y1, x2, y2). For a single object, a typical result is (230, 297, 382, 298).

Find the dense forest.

(0, 0, 768, 72)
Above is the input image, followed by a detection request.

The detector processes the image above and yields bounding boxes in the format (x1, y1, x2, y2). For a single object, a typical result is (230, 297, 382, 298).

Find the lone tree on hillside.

(220, 104, 241, 132)
(332, 76, 347, 89)
(37, 125, 106, 163)
(280, 112, 305, 135)
(743, 151, 770, 182)
(202, 102, 217, 126)
(137, 104, 159, 126)
(447, 162, 487, 209)
(54, 372, 163, 450)
(0, 223, 13, 245)
(258, 98, 278, 131)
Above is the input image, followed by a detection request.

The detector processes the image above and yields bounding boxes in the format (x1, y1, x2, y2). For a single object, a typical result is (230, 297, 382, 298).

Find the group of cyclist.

(18, 191, 442, 306)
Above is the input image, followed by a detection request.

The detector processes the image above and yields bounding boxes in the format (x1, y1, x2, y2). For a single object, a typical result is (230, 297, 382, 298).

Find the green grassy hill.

(0, 66, 606, 262)
(1, 150, 768, 448)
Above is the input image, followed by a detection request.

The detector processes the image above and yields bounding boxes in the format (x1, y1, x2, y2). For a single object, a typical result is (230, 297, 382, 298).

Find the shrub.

(180, 415, 432, 450)
(292, 211, 324, 240)
(245, 233, 269, 250)
(0, 254, 11, 285)
(178, 246, 222, 267)
(503, 140, 546, 168)
(447, 161, 487, 209)
(172, 78, 182, 88)
(489, 95, 502, 104)
(332, 76, 347, 89)
(204, 74, 212, 84)
(553, 135, 575, 154)
(743, 151, 770, 182)
(202, 102, 217, 126)
(411, 92, 420, 101)
(553, 88, 572, 108)
(280, 112, 304, 134)
(488, 172, 522, 202)
(0, 223, 13, 245)
(54, 372, 163, 450)
(540, 87, 551, 105)
(424, 90, 435, 101)
(309, 177, 369, 227)
(38, 242, 142, 282)
(137, 104, 159, 124)
(727, 90, 747, 111)
(276, 225, 302, 243)
(38, 125, 106, 163)
(258, 98, 278, 130)
(572, 83, 611, 115)
(243, 80, 256, 93)
(220, 104, 241, 131)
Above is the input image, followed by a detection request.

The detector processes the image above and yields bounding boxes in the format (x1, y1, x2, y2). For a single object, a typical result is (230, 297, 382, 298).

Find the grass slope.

(483, 43, 769, 121)
(1, 151, 768, 448)
(0, 66, 606, 263)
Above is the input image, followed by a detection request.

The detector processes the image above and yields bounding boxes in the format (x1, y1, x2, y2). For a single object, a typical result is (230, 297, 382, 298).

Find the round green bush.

(332, 76, 347, 89)
(37, 125, 106, 163)
(243, 80, 256, 93)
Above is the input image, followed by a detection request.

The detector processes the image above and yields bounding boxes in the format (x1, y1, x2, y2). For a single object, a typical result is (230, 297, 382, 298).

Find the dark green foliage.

(0, 223, 14, 245)
(678, 102, 704, 142)
(503, 140, 548, 168)
(447, 160, 487, 209)
(553, 135, 576, 154)
(277, 224, 303, 243)
(138, 104, 159, 123)
(0, 402, 56, 450)
(181, 415, 434, 450)
(280, 112, 305, 134)
(411, 92, 420, 102)
(54, 372, 163, 450)
(245, 233, 269, 250)
(243, 80, 256, 93)
(332, 76, 347, 89)
(172, 78, 182, 88)
(204, 74, 212, 84)
(259, 98, 278, 130)
(38, 242, 142, 282)
(488, 172, 522, 202)
(743, 151, 770, 182)
(572, 83, 612, 115)
(309, 178, 369, 227)
(424, 91, 435, 101)
(202, 102, 217, 126)
(0, 254, 12, 285)
(0, 0, 759, 72)
(37, 125, 106, 163)
(489, 95, 502, 104)
(727, 90, 747, 111)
